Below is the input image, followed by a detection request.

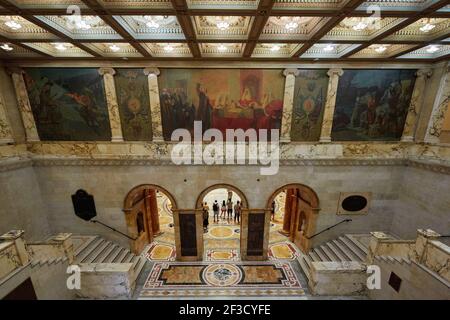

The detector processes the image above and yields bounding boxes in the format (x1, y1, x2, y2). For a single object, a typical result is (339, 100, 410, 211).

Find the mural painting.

(158, 69, 284, 140)
(114, 69, 152, 141)
(24, 68, 111, 141)
(331, 69, 416, 141)
(291, 70, 329, 141)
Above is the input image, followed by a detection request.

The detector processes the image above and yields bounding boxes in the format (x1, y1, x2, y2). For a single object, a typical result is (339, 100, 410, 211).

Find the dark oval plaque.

(342, 195, 367, 212)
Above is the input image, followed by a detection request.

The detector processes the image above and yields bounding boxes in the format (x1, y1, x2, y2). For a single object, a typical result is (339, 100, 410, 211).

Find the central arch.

(195, 183, 249, 209)
(266, 183, 320, 253)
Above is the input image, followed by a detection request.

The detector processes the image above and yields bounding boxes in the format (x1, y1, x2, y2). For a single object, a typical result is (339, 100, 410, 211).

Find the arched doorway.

(196, 184, 248, 260)
(267, 184, 320, 253)
(123, 184, 177, 254)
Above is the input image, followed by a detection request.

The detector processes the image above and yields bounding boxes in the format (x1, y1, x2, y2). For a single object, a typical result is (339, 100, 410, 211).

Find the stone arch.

(195, 183, 249, 209)
(266, 183, 319, 210)
(123, 184, 178, 210)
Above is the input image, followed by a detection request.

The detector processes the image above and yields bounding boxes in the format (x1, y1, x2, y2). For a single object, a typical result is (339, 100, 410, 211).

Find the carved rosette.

(319, 68, 344, 143)
(98, 67, 124, 142)
(7, 68, 40, 142)
(401, 68, 433, 142)
(144, 67, 164, 142)
(425, 64, 450, 144)
(280, 68, 300, 142)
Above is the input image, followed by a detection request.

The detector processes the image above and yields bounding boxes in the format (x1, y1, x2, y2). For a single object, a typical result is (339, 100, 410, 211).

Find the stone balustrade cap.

(417, 229, 441, 238)
(0, 230, 24, 240)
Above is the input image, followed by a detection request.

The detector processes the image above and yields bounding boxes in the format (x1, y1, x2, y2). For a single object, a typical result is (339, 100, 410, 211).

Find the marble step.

(298, 256, 311, 283)
(113, 249, 130, 263)
(83, 240, 110, 263)
(338, 236, 366, 261)
(345, 234, 368, 255)
(313, 247, 330, 261)
(122, 252, 135, 263)
(73, 236, 98, 257)
(320, 245, 338, 261)
(93, 242, 116, 263)
(326, 242, 348, 262)
(308, 251, 321, 262)
(133, 257, 147, 281)
(102, 245, 121, 263)
(333, 239, 360, 261)
(75, 238, 104, 263)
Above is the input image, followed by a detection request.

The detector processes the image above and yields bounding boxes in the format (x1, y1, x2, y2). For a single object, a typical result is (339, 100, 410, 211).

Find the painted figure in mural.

(66, 89, 104, 135)
(196, 83, 212, 132)
(37, 80, 61, 125)
(331, 69, 416, 141)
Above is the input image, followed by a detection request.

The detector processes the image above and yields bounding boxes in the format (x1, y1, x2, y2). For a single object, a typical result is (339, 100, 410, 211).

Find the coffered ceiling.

(0, 0, 448, 62)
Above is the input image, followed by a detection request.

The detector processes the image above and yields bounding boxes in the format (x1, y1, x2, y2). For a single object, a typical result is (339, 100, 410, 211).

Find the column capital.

(283, 68, 299, 77)
(416, 68, 433, 78)
(327, 68, 344, 77)
(6, 67, 24, 76)
(144, 67, 160, 77)
(98, 67, 116, 76)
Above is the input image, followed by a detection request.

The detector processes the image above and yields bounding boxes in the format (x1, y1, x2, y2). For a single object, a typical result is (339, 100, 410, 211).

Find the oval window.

(342, 195, 367, 212)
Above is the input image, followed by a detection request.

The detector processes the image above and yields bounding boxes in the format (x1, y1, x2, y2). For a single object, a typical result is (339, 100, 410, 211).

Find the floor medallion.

(203, 263, 242, 286)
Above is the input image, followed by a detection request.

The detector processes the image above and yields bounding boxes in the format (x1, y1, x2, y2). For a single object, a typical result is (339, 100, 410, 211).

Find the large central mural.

(24, 68, 111, 141)
(158, 69, 285, 140)
(291, 70, 329, 141)
(331, 69, 416, 141)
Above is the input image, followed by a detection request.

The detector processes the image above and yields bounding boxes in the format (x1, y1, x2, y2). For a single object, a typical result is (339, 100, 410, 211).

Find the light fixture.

(216, 20, 230, 31)
(323, 44, 335, 52)
(374, 45, 387, 53)
(270, 44, 281, 52)
(109, 44, 120, 52)
(53, 43, 67, 51)
(143, 16, 161, 29)
(426, 45, 439, 53)
(76, 20, 91, 30)
(285, 21, 298, 31)
(353, 22, 368, 31)
(0, 43, 13, 51)
(218, 44, 227, 52)
(164, 44, 174, 52)
(5, 20, 22, 30)
(420, 23, 435, 33)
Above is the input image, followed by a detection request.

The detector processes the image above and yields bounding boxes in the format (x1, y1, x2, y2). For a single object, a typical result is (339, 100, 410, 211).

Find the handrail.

(91, 220, 137, 241)
(306, 219, 352, 239)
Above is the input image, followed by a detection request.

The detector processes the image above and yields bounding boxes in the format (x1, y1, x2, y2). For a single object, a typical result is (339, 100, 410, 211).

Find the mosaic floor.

(139, 261, 305, 298)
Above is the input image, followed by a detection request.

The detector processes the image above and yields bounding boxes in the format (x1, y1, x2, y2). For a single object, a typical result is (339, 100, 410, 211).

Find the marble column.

(280, 68, 300, 142)
(7, 68, 39, 142)
(401, 68, 433, 142)
(146, 189, 160, 235)
(0, 88, 13, 144)
(319, 68, 344, 142)
(424, 64, 450, 144)
(144, 68, 164, 142)
(98, 68, 123, 142)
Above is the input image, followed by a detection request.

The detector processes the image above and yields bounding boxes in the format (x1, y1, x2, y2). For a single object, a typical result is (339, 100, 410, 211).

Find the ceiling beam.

(0, 34, 52, 57)
(293, 0, 367, 57)
(171, 0, 201, 58)
(243, 0, 275, 57)
(389, 32, 450, 59)
(341, 0, 450, 58)
(80, 0, 150, 57)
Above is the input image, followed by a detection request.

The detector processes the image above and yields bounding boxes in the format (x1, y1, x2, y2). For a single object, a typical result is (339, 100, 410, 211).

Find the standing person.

(227, 199, 233, 222)
(271, 200, 276, 221)
(212, 200, 219, 223)
(234, 200, 241, 224)
(221, 200, 227, 220)
(203, 201, 210, 232)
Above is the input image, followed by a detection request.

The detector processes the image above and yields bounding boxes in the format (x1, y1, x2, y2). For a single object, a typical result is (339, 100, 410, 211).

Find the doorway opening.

(196, 184, 248, 261)
(123, 184, 177, 261)
(267, 184, 320, 256)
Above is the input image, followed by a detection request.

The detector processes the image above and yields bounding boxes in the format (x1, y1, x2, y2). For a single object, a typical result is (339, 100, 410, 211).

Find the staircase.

(72, 235, 147, 282)
(298, 233, 371, 283)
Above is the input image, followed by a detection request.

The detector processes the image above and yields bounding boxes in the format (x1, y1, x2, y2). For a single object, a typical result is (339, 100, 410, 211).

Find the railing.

(91, 220, 137, 241)
(307, 219, 352, 240)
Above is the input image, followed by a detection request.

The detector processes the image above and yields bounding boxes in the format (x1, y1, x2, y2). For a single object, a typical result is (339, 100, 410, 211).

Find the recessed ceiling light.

(164, 44, 174, 52)
(53, 43, 67, 51)
(0, 43, 13, 51)
(426, 45, 439, 53)
(216, 21, 230, 31)
(5, 20, 22, 30)
(109, 44, 120, 52)
(374, 45, 387, 53)
(270, 45, 281, 52)
(420, 23, 435, 33)
(285, 22, 298, 31)
(323, 44, 335, 52)
(353, 22, 367, 31)
(218, 44, 227, 52)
